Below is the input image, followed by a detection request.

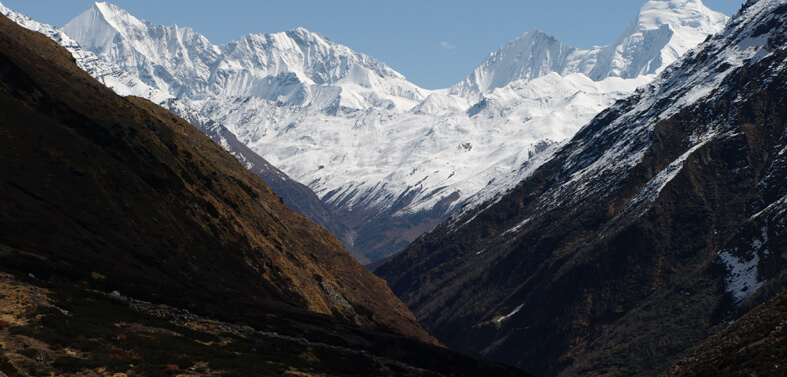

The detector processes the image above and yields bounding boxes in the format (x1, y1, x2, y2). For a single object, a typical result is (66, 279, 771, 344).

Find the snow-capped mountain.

(63, 2, 427, 111)
(0, 2, 171, 104)
(60, 0, 728, 262)
(379, 0, 787, 374)
(452, 0, 728, 99)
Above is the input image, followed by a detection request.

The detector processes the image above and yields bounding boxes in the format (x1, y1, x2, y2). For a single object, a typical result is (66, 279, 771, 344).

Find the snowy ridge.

(452, 0, 728, 99)
(581, 0, 729, 81)
(63, 2, 427, 111)
(450, 29, 581, 99)
(60, 1, 729, 260)
(0, 2, 172, 104)
(194, 71, 643, 217)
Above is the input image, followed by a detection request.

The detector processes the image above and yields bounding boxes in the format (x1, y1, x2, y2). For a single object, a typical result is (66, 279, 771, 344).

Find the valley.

(0, 0, 784, 376)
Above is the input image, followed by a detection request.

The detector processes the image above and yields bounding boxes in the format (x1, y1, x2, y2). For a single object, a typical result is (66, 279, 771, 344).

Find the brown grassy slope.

(0, 268, 533, 377)
(0, 13, 429, 344)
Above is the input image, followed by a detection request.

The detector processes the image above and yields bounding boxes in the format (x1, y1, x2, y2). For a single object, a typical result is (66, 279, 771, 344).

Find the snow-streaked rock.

(377, 1, 787, 373)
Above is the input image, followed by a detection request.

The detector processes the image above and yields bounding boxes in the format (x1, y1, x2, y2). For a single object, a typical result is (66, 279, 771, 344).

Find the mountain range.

(55, 0, 728, 263)
(0, 0, 785, 376)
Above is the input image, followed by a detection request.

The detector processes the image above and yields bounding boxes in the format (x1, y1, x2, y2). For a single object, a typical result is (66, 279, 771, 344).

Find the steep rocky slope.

(378, 0, 787, 375)
(0, 13, 527, 376)
(167, 102, 364, 261)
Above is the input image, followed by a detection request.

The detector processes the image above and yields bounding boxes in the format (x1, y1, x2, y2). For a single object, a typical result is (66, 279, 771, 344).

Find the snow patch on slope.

(718, 247, 764, 303)
(618, 131, 716, 219)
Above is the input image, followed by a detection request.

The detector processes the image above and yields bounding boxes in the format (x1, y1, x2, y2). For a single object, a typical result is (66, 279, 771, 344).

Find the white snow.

(717, 193, 787, 304)
(62, 3, 426, 111)
(751, 195, 787, 220)
(496, 304, 524, 323)
(451, 0, 728, 100)
(444, 0, 787, 249)
(0, 0, 742, 261)
(504, 217, 532, 236)
(718, 248, 764, 303)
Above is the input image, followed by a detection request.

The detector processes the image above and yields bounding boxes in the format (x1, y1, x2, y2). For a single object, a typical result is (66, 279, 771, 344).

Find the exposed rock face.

(378, 1, 787, 375)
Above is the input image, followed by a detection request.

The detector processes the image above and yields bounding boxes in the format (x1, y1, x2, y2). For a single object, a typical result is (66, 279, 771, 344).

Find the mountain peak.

(64, 2, 420, 108)
(450, 28, 577, 96)
(452, 0, 729, 96)
(580, 0, 728, 80)
(288, 26, 315, 36)
(522, 28, 549, 37)
(62, 2, 125, 56)
(90, 1, 138, 28)
(514, 28, 562, 45)
(635, 0, 728, 33)
(93, 1, 120, 13)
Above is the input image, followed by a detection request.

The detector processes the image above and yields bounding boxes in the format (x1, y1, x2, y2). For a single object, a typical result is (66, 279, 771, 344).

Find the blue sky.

(3, 0, 746, 89)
